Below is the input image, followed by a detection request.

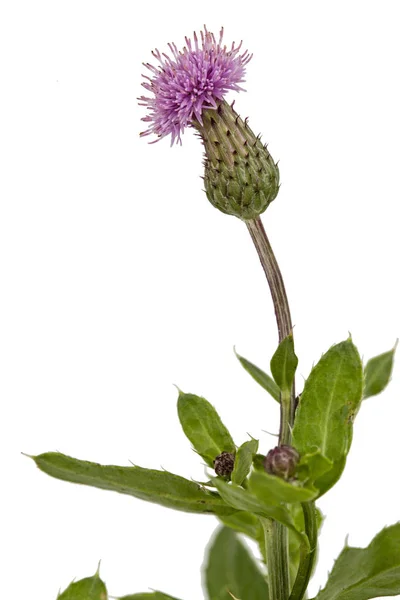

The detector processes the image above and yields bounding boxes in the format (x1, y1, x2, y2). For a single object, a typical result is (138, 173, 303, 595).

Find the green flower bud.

(195, 100, 280, 220)
(264, 445, 299, 479)
(213, 451, 235, 477)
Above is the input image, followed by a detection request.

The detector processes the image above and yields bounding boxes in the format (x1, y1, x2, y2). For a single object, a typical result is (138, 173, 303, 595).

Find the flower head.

(139, 27, 252, 145)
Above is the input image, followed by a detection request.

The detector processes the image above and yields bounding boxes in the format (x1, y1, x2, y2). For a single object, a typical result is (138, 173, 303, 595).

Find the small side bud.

(213, 451, 235, 477)
(264, 445, 299, 479)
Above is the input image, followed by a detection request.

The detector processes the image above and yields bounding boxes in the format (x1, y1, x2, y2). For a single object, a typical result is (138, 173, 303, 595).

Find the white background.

(1, 1, 400, 599)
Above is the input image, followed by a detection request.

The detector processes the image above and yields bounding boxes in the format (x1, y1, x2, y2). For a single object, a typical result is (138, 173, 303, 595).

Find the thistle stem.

(245, 216, 296, 435)
(261, 517, 290, 600)
(246, 216, 296, 600)
(245, 217, 293, 343)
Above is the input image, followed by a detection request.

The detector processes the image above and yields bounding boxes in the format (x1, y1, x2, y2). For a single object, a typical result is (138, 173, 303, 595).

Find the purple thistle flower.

(139, 27, 252, 145)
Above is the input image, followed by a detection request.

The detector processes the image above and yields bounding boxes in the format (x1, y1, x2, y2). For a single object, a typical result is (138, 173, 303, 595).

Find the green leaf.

(314, 457, 347, 497)
(214, 477, 277, 513)
(231, 439, 259, 485)
(313, 523, 400, 600)
(292, 338, 363, 496)
(252, 453, 267, 471)
(218, 510, 263, 542)
(119, 593, 182, 600)
(296, 450, 333, 484)
(248, 470, 318, 505)
(204, 526, 269, 600)
(213, 478, 299, 534)
(32, 452, 232, 515)
(58, 572, 107, 600)
(218, 510, 267, 563)
(363, 343, 396, 399)
(270, 333, 298, 392)
(177, 392, 236, 467)
(235, 349, 280, 402)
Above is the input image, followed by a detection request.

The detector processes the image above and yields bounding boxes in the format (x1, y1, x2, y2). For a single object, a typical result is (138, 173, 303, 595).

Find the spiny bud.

(213, 451, 235, 477)
(264, 445, 299, 479)
(195, 100, 280, 220)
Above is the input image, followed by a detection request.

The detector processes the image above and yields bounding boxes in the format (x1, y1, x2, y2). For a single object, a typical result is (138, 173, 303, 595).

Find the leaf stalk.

(289, 502, 318, 600)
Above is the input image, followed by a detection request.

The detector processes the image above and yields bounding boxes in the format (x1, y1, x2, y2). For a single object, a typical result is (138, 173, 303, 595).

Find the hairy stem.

(261, 518, 290, 600)
(245, 217, 292, 343)
(245, 217, 296, 435)
(280, 390, 292, 448)
(246, 216, 297, 600)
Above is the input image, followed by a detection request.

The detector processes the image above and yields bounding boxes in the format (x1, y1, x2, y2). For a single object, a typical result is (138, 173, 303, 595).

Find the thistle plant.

(30, 27, 399, 600)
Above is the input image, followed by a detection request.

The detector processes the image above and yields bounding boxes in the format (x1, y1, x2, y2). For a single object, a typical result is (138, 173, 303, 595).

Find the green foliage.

(30, 336, 397, 600)
(204, 526, 269, 600)
(57, 571, 107, 600)
(363, 344, 396, 399)
(214, 476, 281, 515)
(248, 469, 318, 504)
(217, 510, 267, 563)
(119, 593, 182, 600)
(231, 439, 259, 485)
(218, 510, 263, 543)
(32, 452, 232, 515)
(270, 333, 298, 392)
(296, 450, 334, 484)
(213, 477, 302, 537)
(235, 349, 280, 402)
(252, 453, 267, 471)
(218, 510, 268, 563)
(292, 338, 363, 496)
(313, 523, 400, 600)
(177, 391, 236, 467)
(58, 574, 181, 600)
